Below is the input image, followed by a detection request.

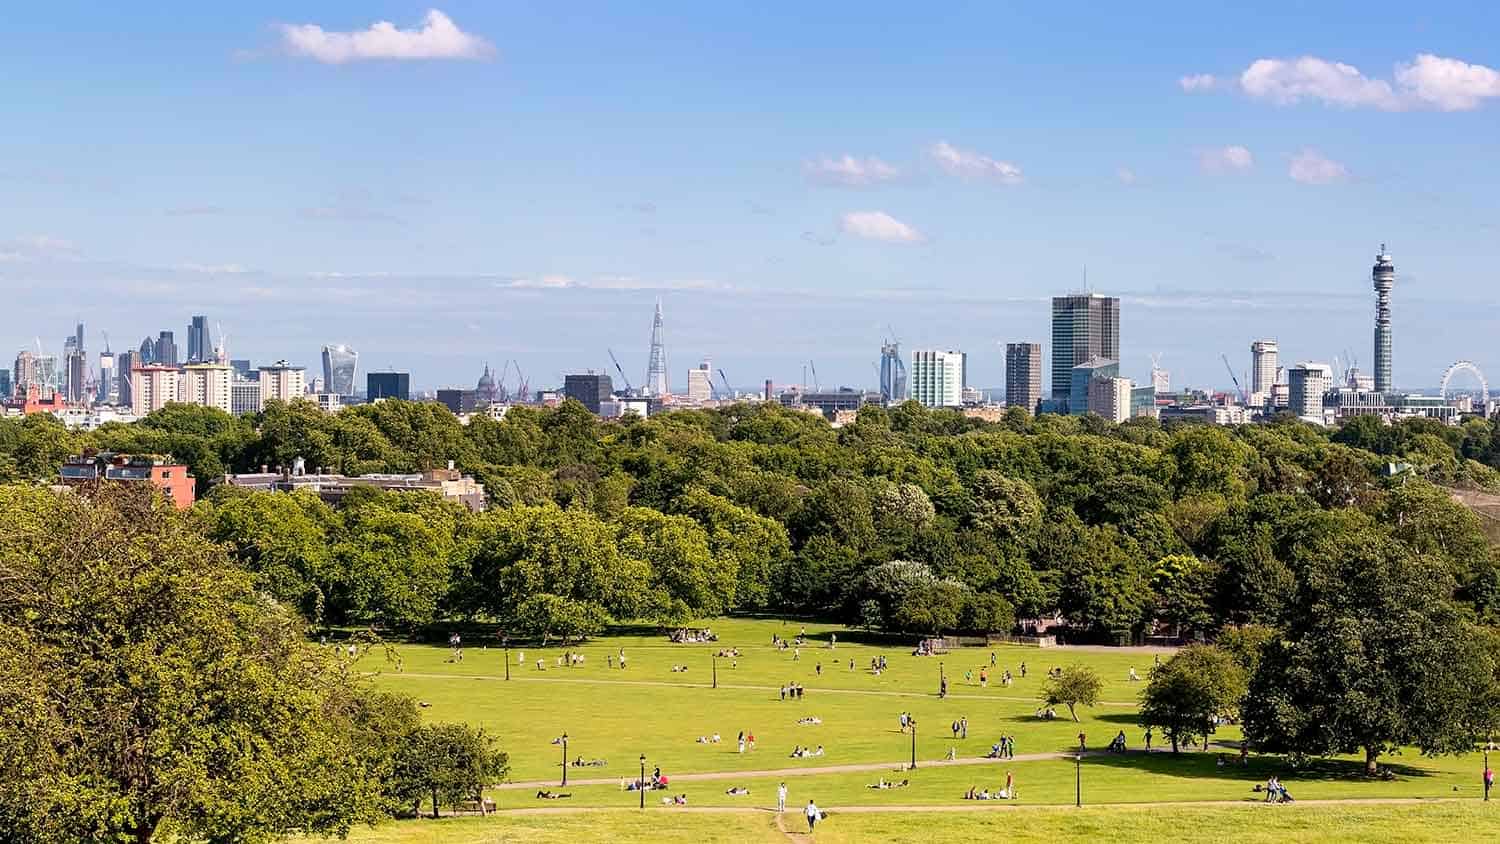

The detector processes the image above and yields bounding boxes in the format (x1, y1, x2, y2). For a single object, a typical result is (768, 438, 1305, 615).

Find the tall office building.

(13, 350, 37, 394)
(187, 315, 209, 363)
(321, 344, 359, 396)
(1051, 294, 1120, 409)
(138, 336, 156, 364)
(1005, 342, 1042, 413)
(34, 356, 58, 397)
(1287, 363, 1332, 419)
(98, 343, 116, 404)
(154, 331, 178, 366)
(879, 340, 908, 405)
(131, 364, 180, 416)
(116, 350, 137, 407)
(258, 361, 306, 405)
(1070, 358, 1119, 416)
(1251, 340, 1279, 397)
(0, 368, 10, 400)
(687, 360, 713, 403)
(1372, 245, 1394, 393)
(367, 371, 410, 401)
(563, 373, 613, 414)
(645, 299, 668, 397)
(910, 350, 966, 408)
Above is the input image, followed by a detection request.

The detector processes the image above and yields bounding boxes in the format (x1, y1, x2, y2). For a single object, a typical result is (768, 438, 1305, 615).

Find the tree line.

(3, 398, 1500, 640)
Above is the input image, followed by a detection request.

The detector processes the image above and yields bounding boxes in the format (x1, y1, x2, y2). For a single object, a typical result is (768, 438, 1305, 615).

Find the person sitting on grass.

(964, 785, 977, 799)
(813, 744, 825, 757)
(798, 716, 822, 725)
(945, 746, 957, 761)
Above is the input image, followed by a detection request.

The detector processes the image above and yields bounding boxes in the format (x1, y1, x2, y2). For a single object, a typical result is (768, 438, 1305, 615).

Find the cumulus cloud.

(1185, 53, 1500, 111)
(1198, 145, 1254, 173)
(840, 211, 923, 244)
(279, 9, 495, 64)
(1288, 149, 1350, 185)
(803, 155, 901, 187)
(1178, 74, 1218, 92)
(927, 141, 1023, 184)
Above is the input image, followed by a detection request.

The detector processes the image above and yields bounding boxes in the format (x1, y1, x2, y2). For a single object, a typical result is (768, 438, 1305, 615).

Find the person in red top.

(1485, 763, 1494, 800)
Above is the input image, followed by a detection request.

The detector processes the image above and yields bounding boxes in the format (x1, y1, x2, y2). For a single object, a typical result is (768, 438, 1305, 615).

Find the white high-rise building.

(910, 350, 966, 408)
(1287, 362, 1332, 421)
(179, 363, 234, 413)
(131, 365, 180, 416)
(686, 360, 713, 403)
(1087, 376, 1132, 423)
(1251, 340, 1278, 397)
(258, 360, 306, 406)
(231, 380, 263, 416)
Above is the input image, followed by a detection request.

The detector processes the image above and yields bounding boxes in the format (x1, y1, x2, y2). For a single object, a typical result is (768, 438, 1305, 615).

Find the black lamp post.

(503, 637, 511, 682)
(560, 733, 569, 786)
(939, 660, 945, 696)
(1075, 753, 1082, 807)
(909, 719, 917, 770)
(713, 653, 718, 689)
(639, 754, 647, 810)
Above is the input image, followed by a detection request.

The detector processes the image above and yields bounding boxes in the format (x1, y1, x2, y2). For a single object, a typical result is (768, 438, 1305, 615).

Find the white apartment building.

(910, 350, 966, 408)
(179, 363, 233, 414)
(1087, 376, 1132, 423)
(258, 360, 306, 406)
(130, 365, 180, 416)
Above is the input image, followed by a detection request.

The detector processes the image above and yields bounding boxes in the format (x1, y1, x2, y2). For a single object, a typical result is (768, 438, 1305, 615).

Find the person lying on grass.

(725, 787, 750, 796)
(536, 791, 572, 799)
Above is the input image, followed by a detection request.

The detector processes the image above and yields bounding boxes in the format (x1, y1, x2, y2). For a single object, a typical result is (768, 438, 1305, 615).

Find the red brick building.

(58, 451, 196, 509)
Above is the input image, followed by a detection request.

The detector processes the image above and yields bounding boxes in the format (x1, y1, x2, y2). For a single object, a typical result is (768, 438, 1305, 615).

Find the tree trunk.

(1365, 746, 1379, 776)
(1068, 704, 1078, 722)
(1170, 734, 1179, 753)
(431, 787, 440, 819)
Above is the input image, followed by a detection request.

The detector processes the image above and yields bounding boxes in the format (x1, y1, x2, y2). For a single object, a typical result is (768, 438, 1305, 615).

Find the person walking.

(1144, 727, 1153, 752)
(1486, 764, 1495, 800)
(776, 782, 788, 813)
(1078, 732, 1087, 752)
(960, 716, 968, 739)
(805, 800, 820, 831)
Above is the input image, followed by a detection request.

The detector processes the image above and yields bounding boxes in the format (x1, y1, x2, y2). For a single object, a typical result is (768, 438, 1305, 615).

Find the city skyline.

(3, 4, 1499, 390)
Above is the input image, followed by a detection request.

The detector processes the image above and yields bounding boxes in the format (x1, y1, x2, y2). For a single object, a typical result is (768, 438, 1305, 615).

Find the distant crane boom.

(717, 368, 732, 400)
(809, 360, 819, 392)
(608, 348, 634, 393)
(1221, 353, 1248, 404)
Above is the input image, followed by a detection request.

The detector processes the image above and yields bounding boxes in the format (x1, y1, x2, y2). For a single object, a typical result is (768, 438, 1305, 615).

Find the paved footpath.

(499, 747, 1241, 790)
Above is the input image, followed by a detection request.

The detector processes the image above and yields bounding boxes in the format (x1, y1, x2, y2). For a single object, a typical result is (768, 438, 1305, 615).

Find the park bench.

(453, 796, 496, 815)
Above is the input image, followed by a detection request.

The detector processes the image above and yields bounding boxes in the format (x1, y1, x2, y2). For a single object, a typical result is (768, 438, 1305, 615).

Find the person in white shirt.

(805, 800, 820, 831)
(776, 782, 788, 813)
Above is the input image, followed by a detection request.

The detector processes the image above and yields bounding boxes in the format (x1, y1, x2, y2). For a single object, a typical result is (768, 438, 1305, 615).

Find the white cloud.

(1178, 74, 1218, 92)
(1198, 145, 1254, 173)
(500, 274, 575, 289)
(279, 9, 495, 64)
(927, 141, 1023, 184)
(1185, 54, 1500, 112)
(840, 211, 923, 244)
(1394, 54, 1500, 111)
(179, 262, 251, 274)
(1288, 149, 1350, 185)
(1116, 167, 1137, 185)
(803, 155, 900, 187)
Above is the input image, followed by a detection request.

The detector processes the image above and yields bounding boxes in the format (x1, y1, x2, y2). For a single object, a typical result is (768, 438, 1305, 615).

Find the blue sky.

(3, 2, 1498, 394)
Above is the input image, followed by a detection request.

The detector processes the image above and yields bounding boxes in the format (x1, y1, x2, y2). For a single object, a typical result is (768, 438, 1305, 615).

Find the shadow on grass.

(1084, 750, 1439, 784)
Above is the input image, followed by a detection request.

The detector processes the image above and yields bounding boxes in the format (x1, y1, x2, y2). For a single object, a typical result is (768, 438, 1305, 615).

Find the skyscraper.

(139, 336, 156, 364)
(258, 360, 306, 405)
(0, 368, 10, 400)
(1051, 294, 1120, 409)
(686, 360, 713, 403)
(645, 299, 668, 397)
(116, 350, 137, 408)
(154, 331, 178, 366)
(98, 338, 116, 404)
(63, 323, 87, 403)
(13, 351, 38, 395)
(1005, 342, 1042, 413)
(879, 339, 908, 405)
(910, 350, 965, 408)
(321, 344, 359, 396)
(187, 315, 209, 363)
(1288, 362, 1332, 419)
(1251, 340, 1279, 397)
(1372, 245, 1394, 393)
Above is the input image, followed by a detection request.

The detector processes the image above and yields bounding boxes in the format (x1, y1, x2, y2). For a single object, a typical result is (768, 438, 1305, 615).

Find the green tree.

(392, 723, 509, 819)
(1041, 665, 1103, 722)
(969, 470, 1043, 541)
(1137, 645, 1247, 752)
(0, 484, 386, 842)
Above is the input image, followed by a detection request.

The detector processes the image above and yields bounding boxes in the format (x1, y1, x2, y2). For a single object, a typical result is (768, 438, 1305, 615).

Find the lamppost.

(560, 733, 569, 786)
(503, 636, 511, 682)
(939, 661, 945, 696)
(639, 754, 647, 810)
(1075, 753, 1082, 807)
(909, 719, 918, 770)
(713, 653, 718, 689)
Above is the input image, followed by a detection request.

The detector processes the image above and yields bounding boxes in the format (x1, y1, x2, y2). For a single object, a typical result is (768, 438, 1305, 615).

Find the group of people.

(949, 717, 970, 739)
(715, 647, 741, 658)
(1108, 730, 1129, 753)
(788, 744, 825, 758)
(625, 766, 669, 791)
(898, 711, 916, 733)
(866, 778, 910, 789)
(869, 655, 889, 675)
(669, 628, 717, 643)
(986, 735, 1018, 759)
(780, 682, 806, 700)
(963, 773, 1017, 800)
(796, 716, 822, 725)
(1258, 776, 1294, 803)
(446, 632, 463, 662)
(569, 756, 607, 768)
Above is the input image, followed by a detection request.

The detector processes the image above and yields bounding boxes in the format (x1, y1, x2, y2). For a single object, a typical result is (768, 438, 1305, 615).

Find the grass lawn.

(330, 616, 1498, 841)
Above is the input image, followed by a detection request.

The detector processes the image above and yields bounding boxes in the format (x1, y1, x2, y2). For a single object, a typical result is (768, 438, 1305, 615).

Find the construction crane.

(809, 360, 820, 392)
(1221, 354, 1248, 404)
(513, 360, 531, 403)
(607, 348, 634, 394)
(717, 368, 732, 400)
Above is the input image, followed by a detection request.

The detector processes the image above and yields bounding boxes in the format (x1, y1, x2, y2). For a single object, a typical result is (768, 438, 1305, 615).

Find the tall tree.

(1137, 645, 1247, 752)
(1041, 665, 1103, 722)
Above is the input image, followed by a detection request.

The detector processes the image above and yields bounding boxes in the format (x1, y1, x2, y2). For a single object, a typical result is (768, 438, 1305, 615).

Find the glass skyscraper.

(1051, 294, 1119, 410)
